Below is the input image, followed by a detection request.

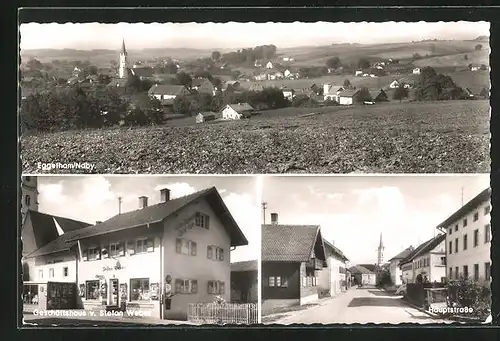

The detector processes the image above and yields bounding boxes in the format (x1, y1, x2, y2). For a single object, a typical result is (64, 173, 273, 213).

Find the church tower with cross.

(377, 232, 384, 267)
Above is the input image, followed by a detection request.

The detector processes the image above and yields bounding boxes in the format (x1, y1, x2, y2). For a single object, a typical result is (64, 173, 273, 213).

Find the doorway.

(110, 279, 119, 306)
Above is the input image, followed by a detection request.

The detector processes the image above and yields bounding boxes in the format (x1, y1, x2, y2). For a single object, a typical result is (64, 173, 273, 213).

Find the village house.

(323, 84, 345, 102)
(338, 89, 361, 105)
(222, 81, 241, 92)
(355, 70, 363, 76)
(398, 234, 447, 284)
(282, 88, 295, 101)
(192, 78, 216, 96)
(222, 103, 255, 120)
(254, 60, 262, 68)
(349, 265, 376, 286)
(436, 188, 491, 283)
(130, 67, 154, 80)
(388, 246, 414, 286)
(318, 239, 349, 297)
(266, 61, 274, 69)
(230, 260, 258, 303)
(261, 213, 326, 313)
(249, 83, 266, 92)
(470, 65, 481, 72)
(283, 69, 292, 78)
(25, 187, 249, 321)
(148, 84, 191, 106)
(282, 57, 294, 62)
(196, 112, 216, 124)
(413, 68, 421, 75)
(254, 73, 268, 81)
(389, 80, 400, 89)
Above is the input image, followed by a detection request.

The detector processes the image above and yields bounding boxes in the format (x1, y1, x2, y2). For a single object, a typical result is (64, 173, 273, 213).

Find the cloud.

(154, 182, 196, 199)
(38, 182, 67, 203)
(307, 186, 345, 203)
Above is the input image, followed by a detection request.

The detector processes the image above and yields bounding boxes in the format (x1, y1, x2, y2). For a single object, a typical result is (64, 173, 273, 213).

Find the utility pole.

(118, 197, 123, 214)
(262, 202, 267, 225)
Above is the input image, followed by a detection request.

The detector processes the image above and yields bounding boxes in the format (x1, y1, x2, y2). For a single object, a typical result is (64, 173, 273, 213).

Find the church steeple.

(119, 38, 128, 79)
(377, 232, 385, 267)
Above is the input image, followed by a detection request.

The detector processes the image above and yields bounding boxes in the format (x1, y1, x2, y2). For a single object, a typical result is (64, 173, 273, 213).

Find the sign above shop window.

(103, 261, 126, 272)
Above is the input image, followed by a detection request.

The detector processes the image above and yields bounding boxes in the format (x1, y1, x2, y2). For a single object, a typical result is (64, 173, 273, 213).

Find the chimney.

(139, 196, 148, 209)
(270, 213, 278, 225)
(160, 188, 171, 202)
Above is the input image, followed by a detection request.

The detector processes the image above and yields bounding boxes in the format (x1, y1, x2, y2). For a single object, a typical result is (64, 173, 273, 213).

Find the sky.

(36, 175, 259, 263)
(262, 175, 490, 266)
(19, 21, 490, 50)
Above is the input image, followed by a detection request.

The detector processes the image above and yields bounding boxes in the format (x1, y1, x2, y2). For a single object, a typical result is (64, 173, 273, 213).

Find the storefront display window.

(86, 280, 99, 300)
(130, 278, 150, 301)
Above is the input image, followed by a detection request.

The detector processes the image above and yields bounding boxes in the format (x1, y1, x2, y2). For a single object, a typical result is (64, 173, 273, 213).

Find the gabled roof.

(231, 260, 258, 272)
(324, 85, 344, 95)
(399, 234, 446, 266)
(436, 188, 491, 230)
(369, 90, 385, 99)
(322, 239, 349, 262)
(261, 224, 326, 262)
(349, 265, 374, 275)
(198, 111, 216, 117)
(131, 67, 153, 78)
(338, 89, 360, 97)
(357, 264, 377, 272)
(27, 187, 248, 258)
(148, 84, 189, 96)
(388, 246, 414, 262)
(24, 210, 92, 255)
(227, 103, 254, 113)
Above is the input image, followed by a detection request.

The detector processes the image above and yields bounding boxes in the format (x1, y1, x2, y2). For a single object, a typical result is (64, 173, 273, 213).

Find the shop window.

(175, 279, 198, 294)
(175, 238, 197, 256)
(86, 280, 99, 300)
(130, 278, 150, 301)
(195, 212, 210, 229)
(207, 280, 224, 295)
(63, 267, 68, 277)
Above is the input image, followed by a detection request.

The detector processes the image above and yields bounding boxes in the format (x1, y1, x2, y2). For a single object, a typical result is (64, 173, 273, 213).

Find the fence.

(406, 283, 446, 308)
(187, 303, 258, 325)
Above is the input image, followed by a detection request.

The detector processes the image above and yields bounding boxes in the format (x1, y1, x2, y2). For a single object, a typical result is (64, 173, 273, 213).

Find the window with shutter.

(191, 242, 197, 256)
(175, 279, 182, 293)
(207, 246, 213, 259)
(268, 277, 275, 287)
(191, 280, 198, 293)
(207, 281, 213, 294)
(176, 239, 182, 253)
(220, 248, 224, 261)
(205, 215, 210, 229)
(220, 282, 225, 294)
(276, 276, 281, 287)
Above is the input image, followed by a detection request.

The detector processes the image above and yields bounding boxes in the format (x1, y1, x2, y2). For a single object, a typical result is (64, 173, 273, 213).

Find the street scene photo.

(260, 175, 491, 324)
(21, 175, 259, 326)
(20, 21, 489, 174)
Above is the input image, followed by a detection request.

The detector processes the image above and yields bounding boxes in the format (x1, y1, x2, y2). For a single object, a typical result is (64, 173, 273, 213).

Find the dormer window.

(195, 212, 210, 229)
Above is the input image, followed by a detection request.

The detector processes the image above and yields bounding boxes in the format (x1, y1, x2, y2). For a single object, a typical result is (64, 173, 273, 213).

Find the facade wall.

(318, 256, 346, 297)
(412, 240, 446, 283)
(261, 262, 300, 314)
(339, 96, 353, 105)
(390, 259, 403, 286)
(445, 200, 491, 282)
(222, 107, 240, 120)
(35, 252, 77, 283)
(362, 273, 376, 286)
(162, 199, 231, 320)
(299, 262, 319, 305)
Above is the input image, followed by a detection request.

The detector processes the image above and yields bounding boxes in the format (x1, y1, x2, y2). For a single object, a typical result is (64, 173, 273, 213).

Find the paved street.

(272, 287, 452, 324)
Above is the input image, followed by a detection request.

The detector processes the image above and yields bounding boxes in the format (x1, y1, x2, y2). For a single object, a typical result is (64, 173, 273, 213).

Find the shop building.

(26, 187, 248, 320)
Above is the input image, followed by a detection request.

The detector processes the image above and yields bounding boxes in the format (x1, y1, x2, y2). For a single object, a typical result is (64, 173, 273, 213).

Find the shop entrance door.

(110, 279, 119, 306)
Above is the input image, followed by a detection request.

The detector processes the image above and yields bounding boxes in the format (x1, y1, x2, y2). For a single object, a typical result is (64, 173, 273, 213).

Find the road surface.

(273, 287, 452, 324)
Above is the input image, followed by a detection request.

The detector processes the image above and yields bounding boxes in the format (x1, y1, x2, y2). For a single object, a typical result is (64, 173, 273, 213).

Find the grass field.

(21, 100, 490, 174)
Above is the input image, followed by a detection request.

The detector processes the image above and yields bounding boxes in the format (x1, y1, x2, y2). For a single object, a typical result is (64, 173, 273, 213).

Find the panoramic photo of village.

(20, 21, 490, 174)
(21, 176, 259, 326)
(260, 175, 491, 324)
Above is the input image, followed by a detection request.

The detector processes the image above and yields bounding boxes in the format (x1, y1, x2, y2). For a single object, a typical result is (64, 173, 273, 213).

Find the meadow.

(21, 100, 490, 174)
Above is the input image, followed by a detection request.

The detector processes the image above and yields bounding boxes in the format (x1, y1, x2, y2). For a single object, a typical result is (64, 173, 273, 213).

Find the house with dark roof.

(192, 78, 216, 95)
(222, 103, 255, 120)
(317, 239, 350, 297)
(388, 246, 414, 286)
(230, 260, 258, 303)
(25, 186, 248, 321)
(398, 234, 447, 284)
(148, 84, 191, 106)
(369, 89, 389, 102)
(196, 111, 216, 124)
(436, 188, 491, 283)
(261, 213, 326, 313)
(349, 265, 376, 286)
(130, 67, 154, 80)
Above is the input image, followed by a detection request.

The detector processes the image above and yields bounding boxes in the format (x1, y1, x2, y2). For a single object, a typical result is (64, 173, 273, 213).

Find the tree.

(393, 84, 409, 102)
(326, 56, 342, 70)
(26, 58, 43, 70)
(211, 51, 221, 62)
(480, 87, 490, 99)
(475, 44, 483, 51)
(343, 79, 352, 88)
(464, 54, 469, 60)
(87, 65, 98, 75)
(355, 87, 372, 103)
(357, 58, 371, 70)
(412, 52, 422, 60)
(173, 95, 198, 116)
(176, 72, 193, 87)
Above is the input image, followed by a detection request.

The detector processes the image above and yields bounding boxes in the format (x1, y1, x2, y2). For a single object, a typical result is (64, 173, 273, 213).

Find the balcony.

(306, 258, 323, 270)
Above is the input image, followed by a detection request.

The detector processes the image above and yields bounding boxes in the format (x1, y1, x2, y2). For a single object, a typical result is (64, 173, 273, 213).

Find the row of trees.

(413, 66, 468, 101)
(218, 45, 277, 65)
(21, 86, 164, 132)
